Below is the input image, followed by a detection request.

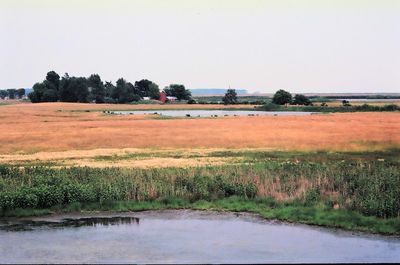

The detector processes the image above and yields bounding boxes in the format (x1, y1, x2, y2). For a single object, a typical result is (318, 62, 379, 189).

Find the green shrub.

(304, 188, 321, 206)
(14, 189, 39, 208)
(0, 160, 399, 219)
(62, 183, 84, 204)
(0, 192, 15, 210)
(32, 185, 64, 208)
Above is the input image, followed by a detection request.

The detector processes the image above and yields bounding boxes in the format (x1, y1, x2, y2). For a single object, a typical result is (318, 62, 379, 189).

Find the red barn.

(160, 91, 167, 103)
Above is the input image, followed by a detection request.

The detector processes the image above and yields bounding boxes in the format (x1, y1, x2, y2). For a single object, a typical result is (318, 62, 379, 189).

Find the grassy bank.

(3, 197, 400, 235)
(1, 153, 399, 234)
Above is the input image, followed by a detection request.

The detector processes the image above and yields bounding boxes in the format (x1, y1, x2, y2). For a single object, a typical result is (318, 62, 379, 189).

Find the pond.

(0, 210, 399, 263)
(111, 110, 313, 117)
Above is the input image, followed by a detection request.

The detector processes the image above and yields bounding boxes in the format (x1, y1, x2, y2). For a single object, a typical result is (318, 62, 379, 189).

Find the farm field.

(1, 102, 400, 235)
(0, 102, 399, 156)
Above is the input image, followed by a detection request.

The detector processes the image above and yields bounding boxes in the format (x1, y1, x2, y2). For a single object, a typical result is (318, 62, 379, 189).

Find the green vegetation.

(260, 102, 400, 112)
(309, 97, 333, 103)
(164, 84, 192, 100)
(207, 148, 400, 164)
(222, 89, 238, 105)
(293, 94, 312, 106)
(28, 71, 192, 104)
(29, 71, 161, 104)
(0, 88, 25, 100)
(1, 151, 399, 234)
(272, 89, 293, 105)
(271, 90, 321, 106)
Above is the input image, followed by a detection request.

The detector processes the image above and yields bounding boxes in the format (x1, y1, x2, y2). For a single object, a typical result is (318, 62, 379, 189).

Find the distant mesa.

(24, 88, 33, 95)
(189, 88, 248, 96)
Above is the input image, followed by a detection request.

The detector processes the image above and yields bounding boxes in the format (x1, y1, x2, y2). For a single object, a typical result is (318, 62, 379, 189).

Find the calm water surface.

(0, 210, 399, 263)
(112, 110, 313, 117)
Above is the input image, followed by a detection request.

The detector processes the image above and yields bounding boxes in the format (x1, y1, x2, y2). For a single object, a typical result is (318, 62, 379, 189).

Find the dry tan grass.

(0, 102, 399, 156)
(0, 147, 244, 168)
(70, 156, 237, 169)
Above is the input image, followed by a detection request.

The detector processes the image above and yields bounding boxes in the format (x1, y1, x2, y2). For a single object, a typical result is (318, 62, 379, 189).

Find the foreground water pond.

(0, 210, 399, 263)
(111, 110, 313, 117)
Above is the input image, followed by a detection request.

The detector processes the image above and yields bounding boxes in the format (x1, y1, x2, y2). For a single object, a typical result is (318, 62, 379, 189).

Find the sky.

(1, 0, 399, 93)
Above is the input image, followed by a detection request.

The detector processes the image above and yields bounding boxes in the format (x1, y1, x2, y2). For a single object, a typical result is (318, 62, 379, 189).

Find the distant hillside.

(189, 88, 248, 96)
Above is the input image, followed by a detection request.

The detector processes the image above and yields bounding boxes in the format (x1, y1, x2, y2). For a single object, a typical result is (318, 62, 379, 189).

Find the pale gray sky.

(1, 0, 399, 93)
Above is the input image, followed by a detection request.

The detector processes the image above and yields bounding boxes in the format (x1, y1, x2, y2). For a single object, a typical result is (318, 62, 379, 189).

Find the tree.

(59, 74, 89, 103)
(165, 84, 191, 100)
(342, 100, 351, 107)
(112, 78, 127, 103)
(112, 78, 140, 103)
(222, 89, 238, 104)
(0, 90, 7, 99)
(45, 71, 60, 90)
(59, 73, 75, 102)
(29, 83, 47, 103)
(272, 89, 292, 105)
(125, 82, 141, 102)
(75, 77, 89, 103)
(17, 88, 26, 99)
(88, 74, 105, 103)
(43, 71, 60, 101)
(104, 81, 115, 99)
(28, 91, 39, 103)
(148, 83, 160, 100)
(6, 89, 16, 99)
(42, 89, 58, 102)
(135, 79, 160, 99)
(28, 71, 61, 103)
(293, 94, 311, 106)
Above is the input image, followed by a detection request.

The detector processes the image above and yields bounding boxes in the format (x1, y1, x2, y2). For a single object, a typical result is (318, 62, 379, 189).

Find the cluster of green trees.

(272, 89, 311, 105)
(164, 84, 192, 100)
(0, 88, 26, 100)
(29, 71, 192, 104)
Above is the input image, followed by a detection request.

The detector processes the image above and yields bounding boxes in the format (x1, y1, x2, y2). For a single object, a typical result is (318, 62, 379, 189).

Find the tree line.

(28, 71, 192, 104)
(0, 88, 26, 100)
(221, 88, 312, 105)
(27, 72, 313, 106)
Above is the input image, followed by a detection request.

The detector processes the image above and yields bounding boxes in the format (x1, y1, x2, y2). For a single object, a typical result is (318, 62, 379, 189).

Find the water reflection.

(0, 216, 140, 232)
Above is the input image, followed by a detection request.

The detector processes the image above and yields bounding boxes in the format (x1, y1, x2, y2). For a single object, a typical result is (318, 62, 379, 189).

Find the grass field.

(0, 102, 399, 155)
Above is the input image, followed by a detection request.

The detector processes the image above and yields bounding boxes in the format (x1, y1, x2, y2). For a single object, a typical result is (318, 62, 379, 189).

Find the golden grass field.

(1, 102, 399, 167)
